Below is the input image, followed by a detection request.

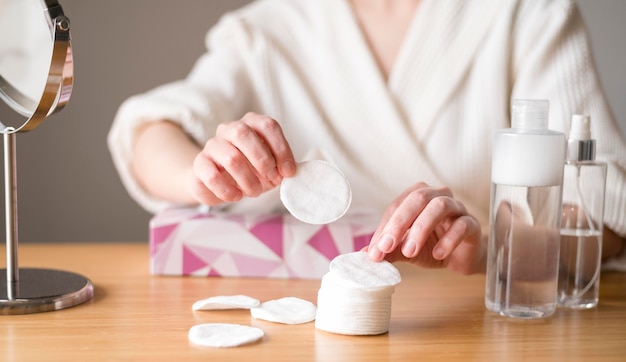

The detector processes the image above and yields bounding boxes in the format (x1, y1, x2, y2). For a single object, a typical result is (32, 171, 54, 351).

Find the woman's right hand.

(190, 112, 296, 205)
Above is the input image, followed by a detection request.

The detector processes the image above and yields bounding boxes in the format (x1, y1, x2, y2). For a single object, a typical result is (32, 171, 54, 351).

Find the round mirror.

(0, 0, 73, 133)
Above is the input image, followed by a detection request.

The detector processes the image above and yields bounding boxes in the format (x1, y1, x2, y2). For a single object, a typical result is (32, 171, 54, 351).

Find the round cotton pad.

(188, 323, 263, 348)
(250, 297, 317, 325)
(192, 295, 260, 311)
(280, 160, 351, 224)
(329, 251, 401, 289)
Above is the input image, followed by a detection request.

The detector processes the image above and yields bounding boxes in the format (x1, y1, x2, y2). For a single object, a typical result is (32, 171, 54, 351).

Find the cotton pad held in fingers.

(250, 297, 317, 324)
(280, 160, 351, 224)
(192, 295, 260, 311)
(188, 323, 263, 348)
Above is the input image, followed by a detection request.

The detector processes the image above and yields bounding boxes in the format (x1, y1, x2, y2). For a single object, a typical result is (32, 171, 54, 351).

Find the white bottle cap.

(511, 99, 549, 131)
(492, 99, 566, 186)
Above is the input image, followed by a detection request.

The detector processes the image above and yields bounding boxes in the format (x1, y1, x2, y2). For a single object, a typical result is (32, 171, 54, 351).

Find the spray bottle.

(558, 115, 607, 309)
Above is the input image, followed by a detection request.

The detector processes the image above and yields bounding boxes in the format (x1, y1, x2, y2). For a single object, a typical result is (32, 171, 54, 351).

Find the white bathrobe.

(108, 0, 626, 240)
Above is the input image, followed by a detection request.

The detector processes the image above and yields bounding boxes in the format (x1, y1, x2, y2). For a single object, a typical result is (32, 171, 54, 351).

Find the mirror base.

(0, 268, 93, 315)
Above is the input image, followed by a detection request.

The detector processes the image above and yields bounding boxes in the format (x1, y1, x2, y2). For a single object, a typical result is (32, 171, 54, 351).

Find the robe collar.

(324, 0, 503, 186)
(334, 0, 504, 138)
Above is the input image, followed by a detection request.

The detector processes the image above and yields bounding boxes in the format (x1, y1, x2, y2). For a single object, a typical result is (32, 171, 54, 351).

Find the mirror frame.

(0, 0, 73, 133)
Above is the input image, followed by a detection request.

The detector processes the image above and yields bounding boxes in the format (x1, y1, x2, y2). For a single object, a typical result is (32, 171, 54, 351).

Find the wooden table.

(1, 243, 625, 361)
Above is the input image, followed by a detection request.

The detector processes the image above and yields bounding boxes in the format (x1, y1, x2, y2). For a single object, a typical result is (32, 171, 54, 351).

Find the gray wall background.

(1, 0, 625, 243)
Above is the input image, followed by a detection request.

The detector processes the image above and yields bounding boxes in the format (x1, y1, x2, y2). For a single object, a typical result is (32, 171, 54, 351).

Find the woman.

(109, 0, 626, 273)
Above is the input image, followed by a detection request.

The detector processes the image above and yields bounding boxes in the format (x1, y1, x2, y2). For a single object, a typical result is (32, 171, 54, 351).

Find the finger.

(204, 138, 264, 197)
(368, 199, 398, 252)
(366, 213, 390, 261)
(217, 118, 283, 185)
(402, 195, 466, 258)
(367, 183, 429, 261)
(189, 170, 242, 205)
(431, 215, 480, 260)
(242, 113, 296, 178)
(370, 186, 434, 258)
(494, 201, 513, 243)
(193, 152, 243, 202)
(189, 177, 221, 205)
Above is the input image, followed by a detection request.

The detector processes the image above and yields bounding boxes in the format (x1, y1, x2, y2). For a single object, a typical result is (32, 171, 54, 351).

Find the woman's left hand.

(365, 182, 486, 275)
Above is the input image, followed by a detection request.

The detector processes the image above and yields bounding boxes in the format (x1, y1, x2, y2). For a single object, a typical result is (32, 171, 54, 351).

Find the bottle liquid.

(558, 115, 607, 309)
(485, 99, 566, 318)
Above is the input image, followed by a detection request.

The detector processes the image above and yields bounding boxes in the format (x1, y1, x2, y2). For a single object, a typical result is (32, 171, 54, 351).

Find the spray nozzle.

(567, 114, 595, 162)
(570, 115, 592, 141)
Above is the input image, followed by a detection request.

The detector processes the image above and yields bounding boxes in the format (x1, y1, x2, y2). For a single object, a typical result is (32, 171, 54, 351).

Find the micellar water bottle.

(485, 99, 566, 318)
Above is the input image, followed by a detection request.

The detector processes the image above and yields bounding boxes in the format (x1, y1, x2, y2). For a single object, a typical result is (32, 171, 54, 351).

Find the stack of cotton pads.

(315, 251, 401, 335)
(280, 160, 351, 224)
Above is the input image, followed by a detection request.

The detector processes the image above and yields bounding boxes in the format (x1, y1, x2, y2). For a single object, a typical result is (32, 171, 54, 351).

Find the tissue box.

(149, 207, 378, 278)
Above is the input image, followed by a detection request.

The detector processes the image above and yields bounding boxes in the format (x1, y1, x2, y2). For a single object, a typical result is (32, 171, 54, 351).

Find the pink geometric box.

(149, 207, 379, 279)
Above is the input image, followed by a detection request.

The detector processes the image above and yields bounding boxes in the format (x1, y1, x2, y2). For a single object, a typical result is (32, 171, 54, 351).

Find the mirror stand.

(0, 130, 93, 314)
(0, 0, 93, 314)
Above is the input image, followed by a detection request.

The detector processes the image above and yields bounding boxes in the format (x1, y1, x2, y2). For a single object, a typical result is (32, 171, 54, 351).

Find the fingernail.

(402, 239, 417, 257)
(378, 234, 394, 252)
(368, 246, 383, 261)
(219, 185, 242, 201)
(433, 246, 445, 260)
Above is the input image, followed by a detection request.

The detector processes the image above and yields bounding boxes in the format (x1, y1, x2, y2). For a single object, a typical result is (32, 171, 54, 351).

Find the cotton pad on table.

(192, 295, 260, 311)
(188, 323, 264, 348)
(280, 160, 351, 224)
(250, 297, 317, 325)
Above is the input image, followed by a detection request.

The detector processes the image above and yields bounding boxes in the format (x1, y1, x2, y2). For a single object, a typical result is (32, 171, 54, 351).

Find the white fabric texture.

(108, 1, 626, 257)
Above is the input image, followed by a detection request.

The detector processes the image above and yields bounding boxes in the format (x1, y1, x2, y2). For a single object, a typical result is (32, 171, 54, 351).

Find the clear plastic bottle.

(558, 115, 607, 309)
(485, 99, 566, 318)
